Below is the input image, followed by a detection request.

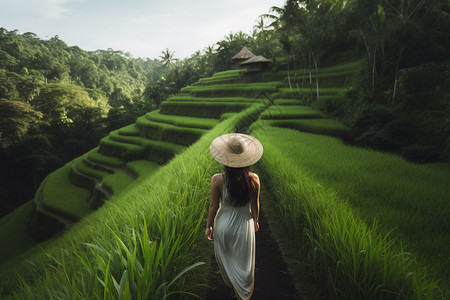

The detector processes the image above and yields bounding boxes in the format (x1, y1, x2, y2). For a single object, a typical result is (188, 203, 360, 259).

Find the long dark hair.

(224, 166, 254, 206)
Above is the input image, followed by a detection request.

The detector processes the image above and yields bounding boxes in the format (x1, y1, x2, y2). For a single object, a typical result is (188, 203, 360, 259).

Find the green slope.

(0, 62, 447, 299)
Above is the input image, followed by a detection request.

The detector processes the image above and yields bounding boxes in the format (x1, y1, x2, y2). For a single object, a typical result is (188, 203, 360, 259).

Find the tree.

(0, 99, 43, 149)
(32, 83, 106, 125)
(159, 48, 178, 69)
(215, 31, 253, 71)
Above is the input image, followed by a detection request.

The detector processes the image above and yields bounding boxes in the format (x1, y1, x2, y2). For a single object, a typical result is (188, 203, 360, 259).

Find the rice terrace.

(0, 1, 449, 299)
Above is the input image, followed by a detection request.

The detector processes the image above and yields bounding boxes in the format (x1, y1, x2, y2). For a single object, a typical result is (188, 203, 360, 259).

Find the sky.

(0, 0, 285, 59)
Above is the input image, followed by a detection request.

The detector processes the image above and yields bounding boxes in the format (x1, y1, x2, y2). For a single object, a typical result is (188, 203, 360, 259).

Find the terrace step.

(160, 101, 250, 118)
(71, 161, 113, 208)
(196, 70, 246, 85)
(261, 105, 326, 120)
(101, 132, 186, 165)
(145, 111, 219, 129)
(86, 148, 126, 168)
(85, 156, 138, 180)
(266, 118, 354, 142)
(116, 124, 141, 137)
(109, 132, 185, 153)
(166, 96, 267, 104)
(274, 87, 347, 100)
(34, 178, 76, 228)
(98, 136, 147, 162)
(273, 98, 305, 106)
(180, 82, 281, 97)
(136, 116, 206, 146)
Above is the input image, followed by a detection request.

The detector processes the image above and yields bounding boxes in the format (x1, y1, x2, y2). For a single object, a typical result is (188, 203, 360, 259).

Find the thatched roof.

(231, 47, 256, 62)
(239, 55, 271, 66)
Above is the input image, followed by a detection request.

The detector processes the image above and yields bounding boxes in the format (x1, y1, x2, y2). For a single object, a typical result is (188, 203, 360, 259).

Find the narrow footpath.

(205, 206, 300, 300)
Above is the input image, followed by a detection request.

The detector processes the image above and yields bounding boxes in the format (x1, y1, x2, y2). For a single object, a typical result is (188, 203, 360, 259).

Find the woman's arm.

(205, 174, 221, 240)
(250, 173, 260, 232)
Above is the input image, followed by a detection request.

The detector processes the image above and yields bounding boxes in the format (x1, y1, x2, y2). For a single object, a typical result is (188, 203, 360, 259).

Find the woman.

(206, 133, 263, 300)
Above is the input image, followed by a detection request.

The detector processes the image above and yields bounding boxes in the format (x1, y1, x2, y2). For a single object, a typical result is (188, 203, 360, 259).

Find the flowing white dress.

(214, 181, 256, 300)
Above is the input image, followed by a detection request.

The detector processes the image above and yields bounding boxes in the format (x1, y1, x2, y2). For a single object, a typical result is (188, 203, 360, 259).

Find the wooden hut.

(239, 55, 271, 72)
(231, 47, 256, 64)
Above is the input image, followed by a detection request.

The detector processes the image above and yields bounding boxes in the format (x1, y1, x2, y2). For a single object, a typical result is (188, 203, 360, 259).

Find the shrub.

(398, 62, 450, 110)
(351, 104, 395, 134)
(401, 145, 440, 163)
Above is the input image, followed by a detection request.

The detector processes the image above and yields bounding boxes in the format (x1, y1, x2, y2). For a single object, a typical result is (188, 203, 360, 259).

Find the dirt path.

(205, 206, 300, 300)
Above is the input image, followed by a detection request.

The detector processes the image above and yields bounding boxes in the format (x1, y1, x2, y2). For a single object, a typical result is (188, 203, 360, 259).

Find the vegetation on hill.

(0, 0, 449, 298)
(263, 0, 449, 163)
(1, 65, 448, 298)
(3, 0, 448, 217)
(0, 29, 158, 217)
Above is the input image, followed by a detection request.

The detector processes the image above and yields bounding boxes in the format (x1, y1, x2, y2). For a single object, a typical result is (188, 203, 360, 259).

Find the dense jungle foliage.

(1, 0, 449, 218)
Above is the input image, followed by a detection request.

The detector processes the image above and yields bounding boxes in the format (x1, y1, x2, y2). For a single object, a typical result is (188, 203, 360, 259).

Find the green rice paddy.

(160, 101, 250, 118)
(39, 161, 93, 220)
(145, 110, 219, 129)
(0, 60, 448, 299)
(261, 105, 326, 120)
(251, 123, 449, 297)
(266, 118, 354, 140)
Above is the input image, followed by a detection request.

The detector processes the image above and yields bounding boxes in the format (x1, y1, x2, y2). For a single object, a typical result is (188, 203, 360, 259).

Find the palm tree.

(159, 48, 178, 68)
(262, 1, 303, 95)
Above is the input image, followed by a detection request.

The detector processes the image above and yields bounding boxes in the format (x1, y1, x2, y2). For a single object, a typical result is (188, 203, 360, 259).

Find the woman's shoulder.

(250, 172, 260, 185)
(211, 173, 224, 184)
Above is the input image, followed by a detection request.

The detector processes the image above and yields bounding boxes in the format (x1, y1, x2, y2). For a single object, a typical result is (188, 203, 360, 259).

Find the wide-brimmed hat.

(210, 133, 263, 168)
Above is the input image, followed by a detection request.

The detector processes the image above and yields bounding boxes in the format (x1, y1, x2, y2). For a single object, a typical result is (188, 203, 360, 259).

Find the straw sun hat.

(210, 133, 263, 168)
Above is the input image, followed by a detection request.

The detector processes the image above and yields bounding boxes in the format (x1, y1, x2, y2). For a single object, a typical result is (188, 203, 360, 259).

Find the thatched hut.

(231, 47, 256, 64)
(239, 55, 271, 72)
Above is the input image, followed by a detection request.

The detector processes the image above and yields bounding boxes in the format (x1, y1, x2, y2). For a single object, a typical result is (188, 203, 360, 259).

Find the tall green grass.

(251, 124, 448, 298)
(126, 160, 160, 177)
(0, 202, 37, 264)
(0, 105, 260, 299)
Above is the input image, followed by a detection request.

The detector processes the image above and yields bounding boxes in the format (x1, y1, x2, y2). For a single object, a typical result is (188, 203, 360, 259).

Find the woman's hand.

(205, 226, 213, 241)
(254, 221, 260, 232)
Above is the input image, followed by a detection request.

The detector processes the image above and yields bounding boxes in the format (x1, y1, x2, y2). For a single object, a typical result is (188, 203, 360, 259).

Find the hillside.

(1, 58, 448, 299)
(0, 28, 164, 219)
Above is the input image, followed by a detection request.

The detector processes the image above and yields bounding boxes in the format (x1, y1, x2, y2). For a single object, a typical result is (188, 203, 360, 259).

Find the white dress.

(214, 180, 256, 300)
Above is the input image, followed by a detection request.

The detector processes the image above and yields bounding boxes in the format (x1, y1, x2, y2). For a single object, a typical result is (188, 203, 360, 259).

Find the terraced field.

(2, 65, 355, 263)
(26, 69, 285, 240)
(2, 61, 446, 299)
